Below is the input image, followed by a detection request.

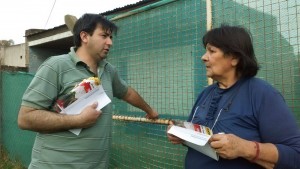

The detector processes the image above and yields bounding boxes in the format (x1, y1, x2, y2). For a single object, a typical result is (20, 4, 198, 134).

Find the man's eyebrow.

(101, 32, 112, 36)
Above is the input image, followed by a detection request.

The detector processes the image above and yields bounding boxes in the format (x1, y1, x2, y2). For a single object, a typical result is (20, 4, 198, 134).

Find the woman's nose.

(201, 52, 208, 61)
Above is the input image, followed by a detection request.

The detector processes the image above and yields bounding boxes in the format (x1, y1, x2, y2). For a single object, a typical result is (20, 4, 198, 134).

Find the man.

(18, 13, 158, 169)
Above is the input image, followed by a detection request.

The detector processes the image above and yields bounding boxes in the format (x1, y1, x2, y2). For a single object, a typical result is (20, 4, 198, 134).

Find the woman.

(167, 25, 300, 169)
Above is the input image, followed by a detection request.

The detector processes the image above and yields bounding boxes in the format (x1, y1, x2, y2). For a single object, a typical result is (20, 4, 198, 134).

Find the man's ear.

(80, 31, 89, 44)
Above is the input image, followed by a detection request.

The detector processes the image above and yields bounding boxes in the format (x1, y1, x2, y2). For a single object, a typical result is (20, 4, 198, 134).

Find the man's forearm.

(18, 106, 80, 133)
(122, 87, 153, 114)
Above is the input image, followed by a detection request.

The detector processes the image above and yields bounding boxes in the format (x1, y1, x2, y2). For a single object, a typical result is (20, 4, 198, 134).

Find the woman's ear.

(230, 55, 239, 67)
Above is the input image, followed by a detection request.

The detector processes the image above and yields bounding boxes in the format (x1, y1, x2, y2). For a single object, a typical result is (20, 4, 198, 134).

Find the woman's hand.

(209, 133, 251, 159)
(166, 121, 184, 144)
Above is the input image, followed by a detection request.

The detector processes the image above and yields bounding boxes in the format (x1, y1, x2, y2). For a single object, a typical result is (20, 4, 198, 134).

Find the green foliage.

(0, 147, 26, 169)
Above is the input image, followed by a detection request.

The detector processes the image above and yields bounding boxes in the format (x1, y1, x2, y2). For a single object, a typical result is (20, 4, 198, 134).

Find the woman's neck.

(217, 76, 240, 89)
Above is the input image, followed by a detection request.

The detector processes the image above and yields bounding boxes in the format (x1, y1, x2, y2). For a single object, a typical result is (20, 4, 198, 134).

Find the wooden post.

(112, 115, 178, 125)
(206, 0, 213, 85)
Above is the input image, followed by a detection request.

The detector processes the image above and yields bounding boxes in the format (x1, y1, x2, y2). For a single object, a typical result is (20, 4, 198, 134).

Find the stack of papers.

(55, 77, 111, 135)
(167, 122, 219, 160)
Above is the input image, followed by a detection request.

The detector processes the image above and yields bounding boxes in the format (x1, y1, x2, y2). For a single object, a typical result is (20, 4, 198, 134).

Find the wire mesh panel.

(2, 72, 36, 167)
(107, 0, 300, 168)
(110, 121, 185, 169)
(110, 0, 207, 119)
(212, 0, 300, 125)
(108, 0, 207, 168)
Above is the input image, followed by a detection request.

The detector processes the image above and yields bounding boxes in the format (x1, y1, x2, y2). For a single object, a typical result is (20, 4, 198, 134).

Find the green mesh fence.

(211, 0, 300, 124)
(108, 0, 207, 168)
(107, 0, 300, 168)
(1, 72, 35, 167)
(1, 0, 300, 168)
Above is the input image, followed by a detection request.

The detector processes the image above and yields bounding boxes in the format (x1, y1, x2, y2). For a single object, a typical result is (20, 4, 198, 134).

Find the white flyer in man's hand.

(54, 77, 111, 135)
(167, 122, 219, 160)
(64, 85, 111, 135)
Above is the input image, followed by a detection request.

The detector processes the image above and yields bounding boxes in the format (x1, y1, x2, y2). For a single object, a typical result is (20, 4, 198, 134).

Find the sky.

(0, 0, 141, 45)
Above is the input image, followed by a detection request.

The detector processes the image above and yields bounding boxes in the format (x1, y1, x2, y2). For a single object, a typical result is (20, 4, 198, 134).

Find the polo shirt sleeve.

(21, 60, 59, 110)
(111, 67, 128, 99)
(254, 83, 300, 169)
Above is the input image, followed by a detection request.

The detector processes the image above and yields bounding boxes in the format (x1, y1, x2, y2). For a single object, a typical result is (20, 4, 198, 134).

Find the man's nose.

(107, 38, 113, 46)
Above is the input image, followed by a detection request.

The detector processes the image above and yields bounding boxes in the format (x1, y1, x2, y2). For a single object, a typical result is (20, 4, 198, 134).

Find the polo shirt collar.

(69, 47, 82, 64)
(69, 47, 107, 76)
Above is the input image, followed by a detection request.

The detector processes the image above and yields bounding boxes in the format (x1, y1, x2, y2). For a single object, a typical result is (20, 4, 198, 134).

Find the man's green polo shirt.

(22, 47, 128, 169)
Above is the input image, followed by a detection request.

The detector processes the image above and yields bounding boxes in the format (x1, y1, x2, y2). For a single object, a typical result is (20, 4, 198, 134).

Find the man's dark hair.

(73, 13, 118, 47)
(202, 24, 259, 77)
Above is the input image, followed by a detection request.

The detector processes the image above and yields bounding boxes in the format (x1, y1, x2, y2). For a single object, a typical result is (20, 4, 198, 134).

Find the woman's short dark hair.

(202, 25, 259, 77)
(73, 13, 118, 47)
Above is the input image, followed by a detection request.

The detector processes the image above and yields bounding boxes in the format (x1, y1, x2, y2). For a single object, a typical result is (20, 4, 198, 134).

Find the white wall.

(0, 44, 26, 67)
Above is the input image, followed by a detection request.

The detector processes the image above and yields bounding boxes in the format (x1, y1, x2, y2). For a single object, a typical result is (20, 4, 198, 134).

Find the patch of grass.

(0, 147, 26, 169)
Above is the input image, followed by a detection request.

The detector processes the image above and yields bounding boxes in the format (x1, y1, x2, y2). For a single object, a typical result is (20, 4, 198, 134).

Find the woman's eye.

(208, 49, 214, 53)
